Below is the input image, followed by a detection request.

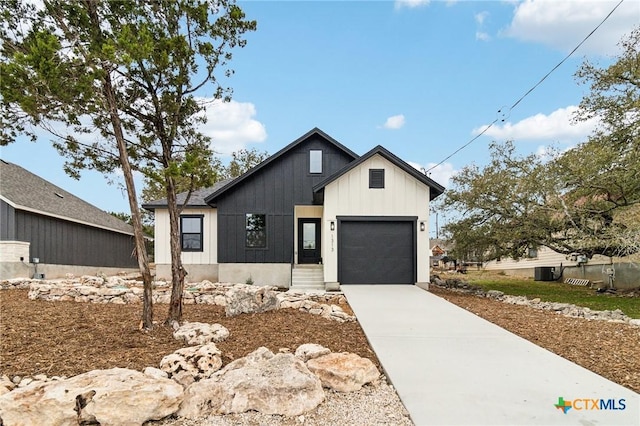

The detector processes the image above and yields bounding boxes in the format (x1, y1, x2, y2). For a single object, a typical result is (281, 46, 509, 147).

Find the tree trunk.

(166, 175, 186, 324)
(85, 1, 154, 330)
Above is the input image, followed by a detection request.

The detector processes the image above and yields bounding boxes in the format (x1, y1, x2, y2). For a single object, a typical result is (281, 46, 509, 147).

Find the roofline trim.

(204, 127, 359, 204)
(312, 145, 445, 200)
(1, 195, 136, 237)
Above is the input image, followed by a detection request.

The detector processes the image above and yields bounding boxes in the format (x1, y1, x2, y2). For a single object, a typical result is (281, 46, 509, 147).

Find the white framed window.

(310, 150, 322, 174)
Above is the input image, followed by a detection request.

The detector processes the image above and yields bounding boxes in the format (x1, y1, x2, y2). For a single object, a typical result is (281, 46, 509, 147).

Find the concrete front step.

(292, 265, 324, 290)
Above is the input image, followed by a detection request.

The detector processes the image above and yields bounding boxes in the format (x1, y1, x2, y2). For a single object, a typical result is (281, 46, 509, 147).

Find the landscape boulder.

(178, 347, 324, 418)
(306, 352, 380, 392)
(225, 284, 280, 316)
(295, 343, 331, 362)
(160, 343, 223, 384)
(0, 368, 183, 426)
(172, 322, 230, 345)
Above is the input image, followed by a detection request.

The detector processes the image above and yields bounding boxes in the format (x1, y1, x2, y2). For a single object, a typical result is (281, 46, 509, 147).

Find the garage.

(338, 218, 416, 284)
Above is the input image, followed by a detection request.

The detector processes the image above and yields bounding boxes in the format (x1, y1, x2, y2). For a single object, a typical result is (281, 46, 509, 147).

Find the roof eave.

(312, 145, 445, 200)
(205, 128, 359, 204)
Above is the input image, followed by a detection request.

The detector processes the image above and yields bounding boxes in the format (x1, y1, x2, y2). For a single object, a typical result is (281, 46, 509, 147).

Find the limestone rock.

(178, 347, 324, 418)
(173, 322, 230, 345)
(143, 367, 169, 380)
(0, 368, 183, 426)
(307, 352, 380, 392)
(295, 343, 331, 362)
(225, 285, 280, 316)
(160, 343, 223, 382)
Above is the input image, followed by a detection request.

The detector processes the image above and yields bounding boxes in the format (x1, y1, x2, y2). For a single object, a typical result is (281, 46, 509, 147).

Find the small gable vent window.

(181, 215, 203, 252)
(369, 169, 385, 188)
(309, 150, 322, 174)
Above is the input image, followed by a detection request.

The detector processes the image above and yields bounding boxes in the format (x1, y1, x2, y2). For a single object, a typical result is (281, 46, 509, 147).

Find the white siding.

(484, 246, 617, 270)
(153, 208, 217, 265)
(322, 154, 432, 283)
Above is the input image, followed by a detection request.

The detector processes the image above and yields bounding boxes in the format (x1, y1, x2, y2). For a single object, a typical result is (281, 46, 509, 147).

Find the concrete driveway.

(342, 285, 640, 425)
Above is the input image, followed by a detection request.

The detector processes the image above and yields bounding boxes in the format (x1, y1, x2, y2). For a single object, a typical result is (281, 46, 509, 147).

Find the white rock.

(173, 322, 230, 345)
(295, 343, 331, 362)
(307, 352, 380, 392)
(0, 368, 183, 426)
(143, 367, 169, 380)
(160, 343, 223, 381)
(178, 347, 324, 418)
(225, 285, 280, 316)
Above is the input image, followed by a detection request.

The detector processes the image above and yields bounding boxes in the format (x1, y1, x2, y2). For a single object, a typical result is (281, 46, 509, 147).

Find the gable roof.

(142, 178, 234, 210)
(0, 160, 135, 235)
(312, 145, 445, 200)
(204, 127, 359, 204)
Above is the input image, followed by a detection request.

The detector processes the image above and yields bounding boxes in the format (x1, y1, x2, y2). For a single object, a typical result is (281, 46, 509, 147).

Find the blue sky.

(1, 0, 637, 236)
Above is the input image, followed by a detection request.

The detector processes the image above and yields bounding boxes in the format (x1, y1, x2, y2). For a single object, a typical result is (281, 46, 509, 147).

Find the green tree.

(441, 28, 639, 260)
(224, 148, 269, 178)
(1, 0, 256, 326)
(141, 148, 268, 203)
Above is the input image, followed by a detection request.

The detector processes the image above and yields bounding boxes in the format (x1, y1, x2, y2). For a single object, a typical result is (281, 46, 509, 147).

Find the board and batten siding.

(322, 154, 432, 283)
(0, 199, 16, 240)
(153, 208, 218, 265)
(215, 135, 354, 263)
(11, 209, 137, 268)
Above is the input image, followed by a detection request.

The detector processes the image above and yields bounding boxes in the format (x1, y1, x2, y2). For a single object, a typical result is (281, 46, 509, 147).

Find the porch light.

(420, 222, 425, 232)
(330, 221, 335, 231)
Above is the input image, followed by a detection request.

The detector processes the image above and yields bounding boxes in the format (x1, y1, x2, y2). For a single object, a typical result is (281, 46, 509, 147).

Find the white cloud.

(474, 11, 491, 41)
(475, 11, 489, 25)
(395, 0, 430, 10)
(408, 161, 455, 188)
(504, 0, 638, 55)
(197, 99, 267, 155)
(473, 106, 600, 143)
(476, 31, 490, 41)
(382, 114, 406, 130)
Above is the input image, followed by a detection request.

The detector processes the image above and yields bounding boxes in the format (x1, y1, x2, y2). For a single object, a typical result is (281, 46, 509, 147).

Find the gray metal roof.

(142, 178, 233, 210)
(0, 159, 135, 235)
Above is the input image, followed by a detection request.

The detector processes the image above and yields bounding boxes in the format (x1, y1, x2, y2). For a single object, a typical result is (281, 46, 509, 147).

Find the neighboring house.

(0, 160, 139, 279)
(429, 238, 450, 268)
(483, 246, 638, 289)
(144, 128, 445, 289)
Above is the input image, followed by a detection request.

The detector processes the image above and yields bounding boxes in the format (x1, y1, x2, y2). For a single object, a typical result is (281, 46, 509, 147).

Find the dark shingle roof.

(0, 160, 134, 235)
(141, 178, 233, 210)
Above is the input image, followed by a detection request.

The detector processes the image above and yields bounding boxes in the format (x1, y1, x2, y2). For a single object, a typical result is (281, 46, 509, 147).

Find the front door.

(298, 218, 321, 264)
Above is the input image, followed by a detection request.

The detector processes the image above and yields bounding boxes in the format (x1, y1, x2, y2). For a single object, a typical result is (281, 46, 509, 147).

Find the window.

(528, 248, 538, 258)
(246, 213, 267, 248)
(369, 169, 385, 188)
(181, 215, 203, 251)
(309, 150, 322, 173)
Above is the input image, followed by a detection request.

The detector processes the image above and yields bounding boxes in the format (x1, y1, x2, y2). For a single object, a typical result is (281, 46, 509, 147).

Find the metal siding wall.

(15, 210, 137, 267)
(0, 200, 16, 240)
(217, 136, 354, 263)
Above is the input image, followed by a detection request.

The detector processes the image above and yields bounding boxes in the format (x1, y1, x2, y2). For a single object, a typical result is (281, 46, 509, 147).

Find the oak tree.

(1, 0, 256, 325)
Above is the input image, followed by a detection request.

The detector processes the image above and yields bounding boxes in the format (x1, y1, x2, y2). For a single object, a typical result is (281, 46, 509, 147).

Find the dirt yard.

(1, 287, 639, 394)
(0, 289, 377, 379)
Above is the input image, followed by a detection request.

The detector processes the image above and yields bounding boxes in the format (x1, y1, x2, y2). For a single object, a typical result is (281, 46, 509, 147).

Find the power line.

(425, 0, 626, 174)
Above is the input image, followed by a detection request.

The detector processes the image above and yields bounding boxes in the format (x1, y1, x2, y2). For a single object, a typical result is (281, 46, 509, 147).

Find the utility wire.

(425, 0, 625, 174)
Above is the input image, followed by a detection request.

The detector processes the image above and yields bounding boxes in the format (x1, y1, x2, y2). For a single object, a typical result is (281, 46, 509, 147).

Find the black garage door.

(339, 219, 415, 284)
